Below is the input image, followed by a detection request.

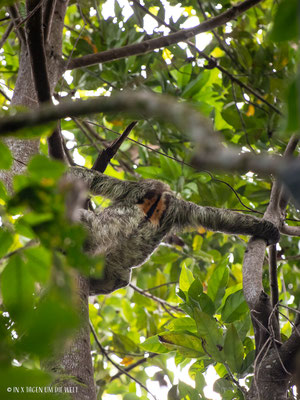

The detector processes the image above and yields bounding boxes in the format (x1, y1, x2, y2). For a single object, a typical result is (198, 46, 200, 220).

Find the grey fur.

(69, 167, 280, 295)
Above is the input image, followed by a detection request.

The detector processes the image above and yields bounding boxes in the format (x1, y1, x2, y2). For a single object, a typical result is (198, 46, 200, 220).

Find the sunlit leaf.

(221, 290, 248, 323)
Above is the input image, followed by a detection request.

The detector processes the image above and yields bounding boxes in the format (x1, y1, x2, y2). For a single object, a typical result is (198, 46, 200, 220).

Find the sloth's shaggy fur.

(70, 167, 280, 295)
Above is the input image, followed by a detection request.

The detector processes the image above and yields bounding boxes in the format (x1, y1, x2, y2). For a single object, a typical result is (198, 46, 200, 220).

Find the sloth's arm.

(69, 166, 142, 202)
(172, 199, 280, 245)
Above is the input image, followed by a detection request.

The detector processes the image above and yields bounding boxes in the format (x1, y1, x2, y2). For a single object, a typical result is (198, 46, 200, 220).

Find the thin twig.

(231, 81, 256, 153)
(223, 362, 247, 395)
(0, 239, 39, 262)
(196, 0, 238, 66)
(0, 87, 11, 102)
(268, 245, 279, 324)
(110, 353, 158, 382)
(147, 281, 178, 291)
(62, 137, 76, 166)
(129, 283, 183, 314)
(89, 320, 158, 400)
(72, 118, 102, 152)
(252, 337, 272, 400)
(0, 21, 13, 50)
(8, 5, 26, 44)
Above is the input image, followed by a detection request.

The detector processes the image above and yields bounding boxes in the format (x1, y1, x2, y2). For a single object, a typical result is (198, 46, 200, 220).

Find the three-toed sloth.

(70, 167, 280, 295)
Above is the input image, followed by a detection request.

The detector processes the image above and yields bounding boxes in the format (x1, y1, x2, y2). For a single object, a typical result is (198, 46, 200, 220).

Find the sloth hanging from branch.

(67, 122, 280, 295)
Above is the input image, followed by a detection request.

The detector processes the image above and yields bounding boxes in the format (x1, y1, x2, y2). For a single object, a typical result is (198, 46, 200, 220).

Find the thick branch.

(243, 238, 265, 307)
(92, 121, 137, 172)
(243, 135, 298, 356)
(191, 149, 287, 176)
(281, 224, 300, 236)
(26, 0, 51, 103)
(0, 90, 298, 177)
(25, 0, 65, 160)
(67, 0, 263, 70)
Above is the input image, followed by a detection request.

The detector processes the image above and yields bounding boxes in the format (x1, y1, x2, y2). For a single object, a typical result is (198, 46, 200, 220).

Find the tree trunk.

(1, 1, 96, 398)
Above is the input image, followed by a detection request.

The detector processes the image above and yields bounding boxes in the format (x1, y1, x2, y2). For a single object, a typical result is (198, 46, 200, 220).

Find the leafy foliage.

(0, 0, 299, 399)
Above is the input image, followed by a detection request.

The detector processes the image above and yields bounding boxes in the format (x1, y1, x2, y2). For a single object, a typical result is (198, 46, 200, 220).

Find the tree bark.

(243, 136, 300, 399)
(1, 1, 96, 398)
(43, 276, 96, 400)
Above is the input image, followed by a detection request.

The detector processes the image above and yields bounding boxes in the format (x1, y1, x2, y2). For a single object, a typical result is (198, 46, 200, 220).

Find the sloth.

(69, 166, 280, 295)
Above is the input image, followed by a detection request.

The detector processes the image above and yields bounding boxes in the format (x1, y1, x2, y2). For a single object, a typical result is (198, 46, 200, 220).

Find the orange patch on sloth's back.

(138, 193, 167, 226)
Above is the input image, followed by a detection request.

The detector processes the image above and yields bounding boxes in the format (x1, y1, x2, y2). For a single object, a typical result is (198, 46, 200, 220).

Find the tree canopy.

(0, 0, 299, 399)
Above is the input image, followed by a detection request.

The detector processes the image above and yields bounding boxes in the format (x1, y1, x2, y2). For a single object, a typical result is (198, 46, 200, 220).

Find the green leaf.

(221, 106, 242, 130)
(141, 335, 168, 354)
(196, 293, 215, 316)
(0, 180, 8, 201)
(195, 371, 206, 397)
(194, 309, 225, 362)
(23, 246, 52, 283)
(189, 359, 213, 376)
(286, 79, 300, 132)
(1, 255, 35, 320)
(124, 394, 140, 400)
(178, 381, 201, 400)
(187, 279, 215, 315)
(170, 64, 192, 88)
(182, 71, 210, 99)
(179, 262, 194, 292)
(166, 317, 197, 332)
(159, 154, 182, 181)
(213, 378, 235, 395)
(223, 324, 244, 372)
(0, 140, 12, 169)
(14, 122, 56, 139)
(0, 230, 13, 258)
(221, 290, 248, 323)
(0, 0, 19, 7)
(28, 155, 66, 180)
(19, 290, 79, 357)
(270, 0, 298, 41)
(207, 258, 229, 305)
(112, 333, 139, 353)
(158, 331, 205, 358)
(0, 367, 52, 400)
(188, 277, 203, 300)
